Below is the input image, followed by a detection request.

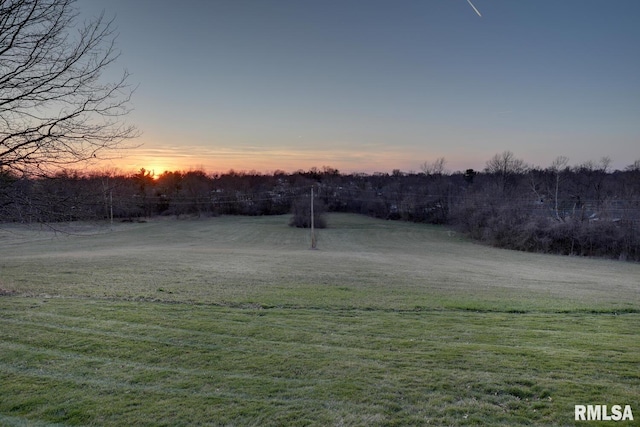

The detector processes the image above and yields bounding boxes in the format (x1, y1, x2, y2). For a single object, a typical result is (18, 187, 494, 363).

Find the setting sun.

(112, 156, 185, 177)
(145, 167, 165, 179)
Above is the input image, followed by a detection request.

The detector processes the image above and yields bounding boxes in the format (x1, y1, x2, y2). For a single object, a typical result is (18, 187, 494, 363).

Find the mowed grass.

(0, 214, 638, 426)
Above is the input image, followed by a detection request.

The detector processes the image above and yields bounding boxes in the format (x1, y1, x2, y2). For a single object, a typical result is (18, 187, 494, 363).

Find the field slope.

(1, 214, 638, 426)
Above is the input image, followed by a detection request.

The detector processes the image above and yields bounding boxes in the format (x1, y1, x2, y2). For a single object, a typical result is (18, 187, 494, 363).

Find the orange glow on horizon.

(128, 164, 171, 179)
(92, 137, 430, 176)
(91, 134, 453, 176)
(97, 155, 423, 176)
(95, 142, 474, 176)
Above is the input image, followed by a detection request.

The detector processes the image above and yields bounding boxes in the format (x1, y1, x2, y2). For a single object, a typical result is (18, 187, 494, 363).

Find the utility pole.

(310, 186, 317, 249)
(103, 177, 114, 227)
(109, 189, 114, 226)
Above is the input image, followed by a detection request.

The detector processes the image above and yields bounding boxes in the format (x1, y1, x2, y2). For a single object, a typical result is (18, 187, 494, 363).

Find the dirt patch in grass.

(0, 287, 17, 296)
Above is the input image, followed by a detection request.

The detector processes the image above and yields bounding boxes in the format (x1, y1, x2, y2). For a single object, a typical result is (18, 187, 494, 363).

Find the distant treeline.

(2, 152, 640, 261)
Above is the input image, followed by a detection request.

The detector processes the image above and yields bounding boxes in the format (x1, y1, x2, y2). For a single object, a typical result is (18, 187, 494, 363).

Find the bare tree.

(485, 151, 527, 176)
(573, 157, 612, 210)
(484, 151, 528, 194)
(420, 157, 448, 176)
(550, 156, 569, 221)
(624, 159, 640, 172)
(0, 0, 138, 175)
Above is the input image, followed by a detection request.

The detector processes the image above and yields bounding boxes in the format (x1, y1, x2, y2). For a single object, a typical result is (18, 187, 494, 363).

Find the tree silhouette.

(0, 0, 138, 175)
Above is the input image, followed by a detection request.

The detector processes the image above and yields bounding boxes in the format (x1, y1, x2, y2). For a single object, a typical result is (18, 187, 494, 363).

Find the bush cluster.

(454, 200, 640, 261)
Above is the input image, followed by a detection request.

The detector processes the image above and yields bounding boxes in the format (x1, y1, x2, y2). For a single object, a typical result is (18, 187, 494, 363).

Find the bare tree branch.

(0, 0, 139, 176)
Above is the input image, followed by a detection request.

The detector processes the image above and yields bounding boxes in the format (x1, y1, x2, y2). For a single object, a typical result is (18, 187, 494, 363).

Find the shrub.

(289, 196, 327, 229)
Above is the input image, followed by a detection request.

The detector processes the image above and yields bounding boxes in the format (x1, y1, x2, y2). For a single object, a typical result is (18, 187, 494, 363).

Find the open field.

(1, 214, 639, 425)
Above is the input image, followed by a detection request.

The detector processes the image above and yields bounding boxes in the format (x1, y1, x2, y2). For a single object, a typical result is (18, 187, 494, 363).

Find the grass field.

(1, 214, 638, 426)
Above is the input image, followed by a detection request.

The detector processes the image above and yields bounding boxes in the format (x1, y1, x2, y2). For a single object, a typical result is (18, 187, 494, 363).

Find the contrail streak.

(466, 0, 482, 17)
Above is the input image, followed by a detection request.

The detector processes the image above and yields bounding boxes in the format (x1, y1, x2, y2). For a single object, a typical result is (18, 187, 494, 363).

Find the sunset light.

(99, 139, 459, 176)
(147, 169, 162, 179)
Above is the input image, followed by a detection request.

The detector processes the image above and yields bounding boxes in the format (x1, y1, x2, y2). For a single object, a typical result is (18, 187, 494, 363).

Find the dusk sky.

(79, 0, 640, 174)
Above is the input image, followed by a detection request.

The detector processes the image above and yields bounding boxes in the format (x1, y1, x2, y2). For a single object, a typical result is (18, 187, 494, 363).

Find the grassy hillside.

(2, 214, 637, 311)
(1, 214, 638, 426)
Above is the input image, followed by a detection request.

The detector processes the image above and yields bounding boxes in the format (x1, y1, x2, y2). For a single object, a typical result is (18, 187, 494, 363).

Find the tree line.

(2, 152, 639, 261)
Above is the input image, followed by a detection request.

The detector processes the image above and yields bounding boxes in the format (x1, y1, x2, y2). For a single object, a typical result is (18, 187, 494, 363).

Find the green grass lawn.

(1, 214, 639, 426)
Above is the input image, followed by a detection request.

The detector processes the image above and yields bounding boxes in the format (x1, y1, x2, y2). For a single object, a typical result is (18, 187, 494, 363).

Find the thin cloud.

(466, 0, 482, 17)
